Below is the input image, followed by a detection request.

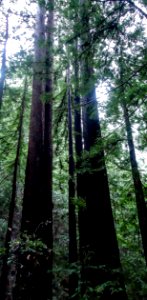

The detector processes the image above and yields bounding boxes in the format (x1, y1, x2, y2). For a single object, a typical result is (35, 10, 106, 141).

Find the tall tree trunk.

(67, 65, 78, 299)
(79, 1, 128, 298)
(0, 78, 27, 300)
(16, 2, 54, 298)
(14, 5, 46, 300)
(73, 38, 88, 294)
(21, 5, 45, 236)
(119, 44, 147, 266)
(122, 97, 147, 265)
(40, 1, 54, 298)
(82, 88, 127, 300)
(0, 14, 8, 110)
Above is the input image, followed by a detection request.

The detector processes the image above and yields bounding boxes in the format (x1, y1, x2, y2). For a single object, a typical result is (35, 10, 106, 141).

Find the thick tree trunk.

(79, 1, 128, 298)
(21, 5, 45, 236)
(40, 2, 54, 298)
(67, 65, 78, 299)
(16, 2, 54, 298)
(17, 3, 54, 298)
(0, 78, 27, 300)
(15, 3, 54, 299)
(82, 87, 127, 300)
(122, 99, 147, 265)
(0, 14, 8, 110)
(14, 6, 46, 300)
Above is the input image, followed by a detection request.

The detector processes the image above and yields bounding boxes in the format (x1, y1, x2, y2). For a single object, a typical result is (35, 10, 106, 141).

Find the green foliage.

(71, 196, 86, 209)
(18, 234, 48, 255)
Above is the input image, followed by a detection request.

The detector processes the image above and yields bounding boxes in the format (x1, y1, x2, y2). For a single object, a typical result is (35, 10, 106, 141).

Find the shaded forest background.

(0, 0, 147, 299)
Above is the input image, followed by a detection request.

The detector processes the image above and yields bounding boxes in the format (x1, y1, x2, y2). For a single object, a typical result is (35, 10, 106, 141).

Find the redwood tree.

(78, 1, 128, 298)
(41, 1, 54, 298)
(15, 2, 54, 299)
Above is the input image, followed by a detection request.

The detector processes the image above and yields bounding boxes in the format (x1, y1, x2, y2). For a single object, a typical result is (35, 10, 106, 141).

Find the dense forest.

(0, 0, 147, 299)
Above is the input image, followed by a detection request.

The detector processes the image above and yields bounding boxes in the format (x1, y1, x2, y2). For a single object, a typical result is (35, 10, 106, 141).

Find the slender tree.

(67, 64, 78, 299)
(73, 37, 88, 295)
(0, 78, 27, 300)
(119, 45, 147, 267)
(0, 14, 8, 110)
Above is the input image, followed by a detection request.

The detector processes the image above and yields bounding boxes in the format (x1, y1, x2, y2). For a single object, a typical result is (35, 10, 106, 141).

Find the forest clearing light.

(0, 0, 36, 59)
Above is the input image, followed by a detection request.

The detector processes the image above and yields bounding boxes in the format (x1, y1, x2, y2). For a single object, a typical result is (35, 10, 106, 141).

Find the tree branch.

(125, 0, 147, 19)
(92, 0, 147, 18)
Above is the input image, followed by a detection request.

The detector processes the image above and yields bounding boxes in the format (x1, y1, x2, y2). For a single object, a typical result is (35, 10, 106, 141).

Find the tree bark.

(16, 2, 54, 298)
(79, 1, 128, 298)
(40, 1, 54, 298)
(21, 5, 45, 236)
(14, 5, 46, 300)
